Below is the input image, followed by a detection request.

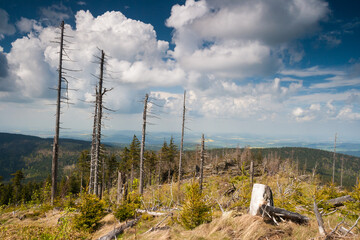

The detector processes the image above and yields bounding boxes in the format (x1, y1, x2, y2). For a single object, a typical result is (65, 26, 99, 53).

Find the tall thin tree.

(94, 50, 105, 195)
(89, 85, 98, 194)
(332, 133, 337, 184)
(51, 21, 65, 205)
(139, 94, 149, 195)
(178, 91, 186, 185)
(199, 134, 205, 193)
(340, 156, 344, 187)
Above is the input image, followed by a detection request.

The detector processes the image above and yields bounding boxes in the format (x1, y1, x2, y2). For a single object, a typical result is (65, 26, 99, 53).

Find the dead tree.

(139, 94, 149, 195)
(88, 50, 113, 196)
(340, 156, 344, 187)
(178, 90, 186, 195)
(199, 134, 205, 193)
(89, 85, 98, 194)
(250, 157, 254, 186)
(51, 21, 65, 205)
(332, 133, 337, 184)
(117, 171, 122, 204)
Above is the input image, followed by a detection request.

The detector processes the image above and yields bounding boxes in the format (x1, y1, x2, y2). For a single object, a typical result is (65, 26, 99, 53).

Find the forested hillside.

(1, 132, 359, 188)
(0, 132, 91, 181)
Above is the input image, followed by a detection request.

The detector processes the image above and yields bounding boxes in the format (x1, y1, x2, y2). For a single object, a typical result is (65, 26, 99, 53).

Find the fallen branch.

(314, 199, 326, 237)
(329, 215, 347, 236)
(344, 216, 360, 237)
(136, 209, 167, 216)
(215, 199, 225, 214)
(143, 213, 172, 235)
(97, 217, 140, 240)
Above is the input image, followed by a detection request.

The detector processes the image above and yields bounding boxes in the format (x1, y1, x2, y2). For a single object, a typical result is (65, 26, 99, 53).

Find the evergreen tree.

(129, 135, 140, 184)
(78, 150, 90, 192)
(105, 153, 118, 189)
(11, 170, 24, 204)
(144, 150, 157, 186)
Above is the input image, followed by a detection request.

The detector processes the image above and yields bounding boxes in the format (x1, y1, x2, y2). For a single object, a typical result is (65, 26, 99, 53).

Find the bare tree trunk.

(340, 156, 344, 187)
(117, 171, 122, 204)
(94, 50, 105, 196)
(250, 158, 254, 186)
(332, 133, 337, 184)
(178, 90, 186, 199)
(89, 86, 98, 194)
(80, 172, 83, 193)
(51, 21, 65, 205)
(100, 154, 105, 199)
(139, 94, 148, 195)
(199, 134, 205, 193)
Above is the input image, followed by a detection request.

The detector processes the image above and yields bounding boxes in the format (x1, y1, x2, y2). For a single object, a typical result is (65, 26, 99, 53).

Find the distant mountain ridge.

(1, 132, 359, 187)
(0, 132, 92, 182)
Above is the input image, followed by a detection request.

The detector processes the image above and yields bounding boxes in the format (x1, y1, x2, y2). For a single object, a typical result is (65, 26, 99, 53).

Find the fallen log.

(136, 209, 166, 216)
(97, 217, 140, 240)
(314, 199, 326, 236)
(326, 195, 355, 207)
(260, 204, 309, 224)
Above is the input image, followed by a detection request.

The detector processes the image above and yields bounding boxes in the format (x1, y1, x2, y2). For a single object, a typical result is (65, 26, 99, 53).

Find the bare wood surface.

(97, 217, 140, 240)
(139, 94, 148, 195)
(314, 199, 326, 236)
(326, 195, 355, 207)
(249, 183, 273, 216)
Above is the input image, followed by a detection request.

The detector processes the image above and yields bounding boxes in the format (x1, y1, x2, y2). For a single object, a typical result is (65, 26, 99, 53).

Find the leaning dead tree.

(89, 50, 112, 196)
(139, 94, 149, 195)
(178, 90, 186, 190)
(332, 133, 337, 184)
(199, 134, 205, 193)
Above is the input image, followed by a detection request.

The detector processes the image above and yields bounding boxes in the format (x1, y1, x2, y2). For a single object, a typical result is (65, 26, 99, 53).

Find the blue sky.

(0, 0, 360, 143)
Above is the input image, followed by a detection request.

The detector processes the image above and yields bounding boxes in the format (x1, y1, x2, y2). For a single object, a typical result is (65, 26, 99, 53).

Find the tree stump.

(249, 183, 274, 216)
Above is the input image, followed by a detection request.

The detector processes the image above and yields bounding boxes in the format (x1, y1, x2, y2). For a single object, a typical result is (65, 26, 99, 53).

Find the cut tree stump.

(249, 183, 309, 225)
(249, 183, 274, 216)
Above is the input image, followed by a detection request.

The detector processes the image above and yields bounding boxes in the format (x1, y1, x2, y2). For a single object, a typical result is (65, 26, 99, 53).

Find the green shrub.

(180, 181, 212, 229)
(114, 192, 141, 222)
(74, 193, 105, 232)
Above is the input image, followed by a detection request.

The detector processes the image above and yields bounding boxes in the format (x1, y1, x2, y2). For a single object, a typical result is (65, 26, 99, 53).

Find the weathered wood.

(344, 216, 360, 236)
(249, 183, 274, 216)
(326, 195, 355, 207)
(97, 217, 140, 240)
(116, 171, 122, 204)
(51, 20, 65, 205)
(178, 90, 186, 200)
(136, 209, 167, 216)
(260, 204, 309, 224)
(139, 94, 148, 195)
(314, 199, 326, 236)
(89, 85, 98, 194)
(143, 214, 171, 235)
(199, 134, 205, 193)
(332, 133, 337, 184)
(92, 50, 105, 196)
